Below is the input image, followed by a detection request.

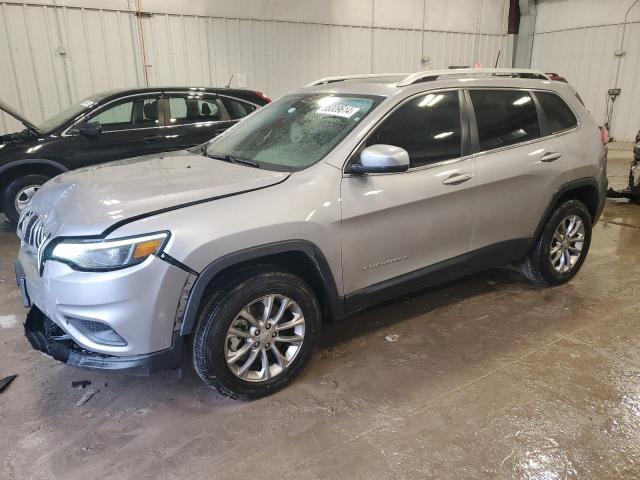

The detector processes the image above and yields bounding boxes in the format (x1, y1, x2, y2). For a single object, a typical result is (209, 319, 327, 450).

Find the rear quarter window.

(222, 97, 257, 120)
(536, 91, 578, 133)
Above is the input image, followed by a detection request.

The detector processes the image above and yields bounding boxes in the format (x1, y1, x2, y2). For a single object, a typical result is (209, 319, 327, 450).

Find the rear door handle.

(143, 134, 163, 143)
(540, 151, 562, 162)
(442, 172, 474, 185)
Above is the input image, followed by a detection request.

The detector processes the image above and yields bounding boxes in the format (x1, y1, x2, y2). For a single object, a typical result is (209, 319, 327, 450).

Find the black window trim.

(465, 87, 582, 157)
(343, 87, 472, 176)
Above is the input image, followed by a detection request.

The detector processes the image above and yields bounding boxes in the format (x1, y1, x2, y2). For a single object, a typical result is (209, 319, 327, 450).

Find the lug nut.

(254, 342, 260, 348)
(266, 323, 271, 330)
(272, 332, 277, 338)
(254, 329, 260, 335)
(265, 343, 271, 349)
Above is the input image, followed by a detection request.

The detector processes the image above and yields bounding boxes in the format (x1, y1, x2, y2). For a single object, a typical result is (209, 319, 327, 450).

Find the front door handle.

(442, 172, 474, 185)
(540, 151, 562, 162)
(143, 134, 163, 143)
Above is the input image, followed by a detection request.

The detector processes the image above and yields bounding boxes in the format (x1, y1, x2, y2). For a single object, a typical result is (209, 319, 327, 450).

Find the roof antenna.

(494, 50, 501, 68)
(226, 74, 234, 88)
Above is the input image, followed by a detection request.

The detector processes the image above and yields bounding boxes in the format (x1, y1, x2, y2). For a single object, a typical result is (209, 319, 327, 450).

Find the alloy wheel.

(550, 214, 585, 273)
(224, 294, 305, 382)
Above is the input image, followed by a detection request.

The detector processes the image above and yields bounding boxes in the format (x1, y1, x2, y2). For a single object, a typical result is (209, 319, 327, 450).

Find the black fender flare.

(532, 177, 602, 243)
(0, 159, 69, 179)
(180, 240, 345, 336)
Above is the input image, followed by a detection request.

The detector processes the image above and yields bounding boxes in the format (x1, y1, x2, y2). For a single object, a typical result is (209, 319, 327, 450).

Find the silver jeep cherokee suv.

(15, 69, 607, 399)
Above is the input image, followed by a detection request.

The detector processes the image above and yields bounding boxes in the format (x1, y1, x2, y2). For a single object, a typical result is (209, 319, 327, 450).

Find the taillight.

(599, 126, 609, 145)
(256, 91, 271, 103)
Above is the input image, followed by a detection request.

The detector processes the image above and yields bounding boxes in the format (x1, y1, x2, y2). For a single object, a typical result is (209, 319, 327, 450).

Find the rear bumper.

(24, 306, 183, 375)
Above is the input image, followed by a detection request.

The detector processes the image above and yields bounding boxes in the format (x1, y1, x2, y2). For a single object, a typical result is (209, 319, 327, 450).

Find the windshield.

(36, 94, 102, 132)
(205, 93, 383, 171)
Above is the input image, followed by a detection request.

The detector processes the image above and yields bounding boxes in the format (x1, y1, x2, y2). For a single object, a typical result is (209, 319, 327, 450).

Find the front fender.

(179, 240, 345, 335)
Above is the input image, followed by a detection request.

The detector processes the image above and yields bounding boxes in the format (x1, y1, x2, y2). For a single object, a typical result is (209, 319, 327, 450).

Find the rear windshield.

(205, 93, 383, 171)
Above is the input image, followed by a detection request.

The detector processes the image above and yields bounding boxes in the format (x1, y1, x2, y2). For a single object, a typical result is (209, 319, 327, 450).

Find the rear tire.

(1, 174, 50, 223)
(520, 200, 592, 286)
(192, 266, 321, 400)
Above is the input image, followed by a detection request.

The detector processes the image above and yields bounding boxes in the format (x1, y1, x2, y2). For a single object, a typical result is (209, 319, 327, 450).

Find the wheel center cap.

(259, 330, 271, 343)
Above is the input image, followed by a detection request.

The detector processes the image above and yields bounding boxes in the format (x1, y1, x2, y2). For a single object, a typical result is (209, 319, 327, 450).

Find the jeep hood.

(0, 99, 40, 133)
(29, 150, 289, 236)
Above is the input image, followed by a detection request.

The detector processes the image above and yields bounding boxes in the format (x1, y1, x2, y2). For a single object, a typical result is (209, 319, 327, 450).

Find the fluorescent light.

(434, 131, 454, 139)
(418, 94, 444, 107)
(513, 96, 531, 106)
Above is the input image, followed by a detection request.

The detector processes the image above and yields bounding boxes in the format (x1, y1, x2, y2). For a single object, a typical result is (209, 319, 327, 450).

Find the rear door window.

(536, 91, 578, 133)
(365, 90, 462, 168)
(469, 90, 540, 151)
(167, 94, 223, 125)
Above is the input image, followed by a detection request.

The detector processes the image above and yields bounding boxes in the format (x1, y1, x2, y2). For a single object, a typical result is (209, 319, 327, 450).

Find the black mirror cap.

(346, 162, 409, 174)
(78, 123, 103, 136)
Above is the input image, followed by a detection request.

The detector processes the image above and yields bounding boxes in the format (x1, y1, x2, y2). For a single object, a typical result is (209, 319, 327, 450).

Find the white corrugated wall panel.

(0, 2, 511, 135)
(372, 28, 421, 73)
(532, 23, 640, 141)
(612, 22, 640, 142)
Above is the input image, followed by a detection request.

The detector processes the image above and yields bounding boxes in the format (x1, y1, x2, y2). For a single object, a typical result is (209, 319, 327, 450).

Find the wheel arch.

(533, 177, 601, 242)
(180, 240, 345, 336)
(0, 159, 68, 190)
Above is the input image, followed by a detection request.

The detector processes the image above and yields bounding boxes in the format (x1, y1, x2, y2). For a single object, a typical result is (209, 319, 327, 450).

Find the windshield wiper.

(206, 153, 260, 168)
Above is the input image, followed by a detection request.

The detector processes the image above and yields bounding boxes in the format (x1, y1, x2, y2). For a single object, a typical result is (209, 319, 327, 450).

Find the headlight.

(47, 232, 169, 271)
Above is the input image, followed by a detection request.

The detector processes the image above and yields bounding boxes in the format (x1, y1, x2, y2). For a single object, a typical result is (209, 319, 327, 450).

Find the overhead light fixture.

(418, 94, 444, 107)
(513, 96, 531, 106)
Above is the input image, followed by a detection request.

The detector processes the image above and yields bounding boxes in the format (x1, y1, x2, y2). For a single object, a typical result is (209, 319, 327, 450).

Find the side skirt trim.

(344, 238, 531, 315)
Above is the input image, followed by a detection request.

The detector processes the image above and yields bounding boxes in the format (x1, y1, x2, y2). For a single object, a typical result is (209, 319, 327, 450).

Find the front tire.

(1, 174, 50, 223)
(192, 267, 321, 400)
(520, 199, 592, 286)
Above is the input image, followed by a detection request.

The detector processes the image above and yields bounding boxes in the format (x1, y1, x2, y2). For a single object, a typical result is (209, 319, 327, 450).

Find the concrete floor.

(1, 143, 639, 479)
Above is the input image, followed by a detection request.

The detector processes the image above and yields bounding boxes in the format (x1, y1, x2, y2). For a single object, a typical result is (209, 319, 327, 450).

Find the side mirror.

(348, 144, 410, 174)
(77, 122, 103, 136)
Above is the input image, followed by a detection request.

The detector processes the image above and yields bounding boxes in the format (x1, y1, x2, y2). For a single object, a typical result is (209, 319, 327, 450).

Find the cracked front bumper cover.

(24, 307, 183, 376)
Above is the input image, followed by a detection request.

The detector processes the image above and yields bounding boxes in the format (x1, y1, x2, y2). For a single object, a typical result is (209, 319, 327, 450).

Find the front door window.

(86, 96, 161, 132)
(366, 90, 462, 168)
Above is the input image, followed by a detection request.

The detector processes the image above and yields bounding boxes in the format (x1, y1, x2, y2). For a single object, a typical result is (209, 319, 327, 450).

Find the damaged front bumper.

(15, 242, 195, 375)
(24, 306, 183, 375)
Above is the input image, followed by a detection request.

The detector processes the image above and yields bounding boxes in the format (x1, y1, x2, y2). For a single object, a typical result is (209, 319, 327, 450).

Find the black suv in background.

(0, 87, 270, 222)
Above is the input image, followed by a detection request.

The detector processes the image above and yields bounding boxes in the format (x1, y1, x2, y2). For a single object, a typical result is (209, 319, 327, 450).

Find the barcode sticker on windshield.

(316, 104, 360, 118)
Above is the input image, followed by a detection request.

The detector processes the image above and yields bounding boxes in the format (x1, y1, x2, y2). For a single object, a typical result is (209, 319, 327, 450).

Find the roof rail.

(305, 73, 408, 87)
(397, 68, 550, 87)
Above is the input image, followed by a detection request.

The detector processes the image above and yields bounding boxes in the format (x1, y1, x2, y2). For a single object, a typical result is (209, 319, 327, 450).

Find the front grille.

(17, 210, 47, 251)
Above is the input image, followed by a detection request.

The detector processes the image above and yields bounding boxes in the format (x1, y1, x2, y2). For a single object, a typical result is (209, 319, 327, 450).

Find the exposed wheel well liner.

(180, 240, 345, 336)
(556, 184, 599, 219)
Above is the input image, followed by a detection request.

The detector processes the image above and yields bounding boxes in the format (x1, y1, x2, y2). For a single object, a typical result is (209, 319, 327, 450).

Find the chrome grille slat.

(17, 210, 47, 251)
